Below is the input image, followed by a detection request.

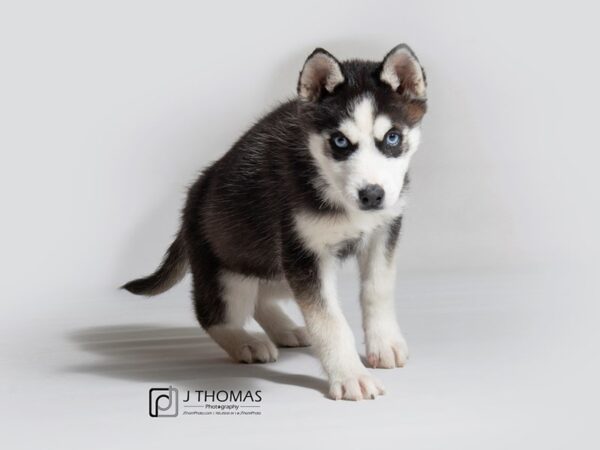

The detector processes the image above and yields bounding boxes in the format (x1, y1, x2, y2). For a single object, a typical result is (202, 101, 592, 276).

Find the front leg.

(283, 240, 384, 400)
(358, 217, 408, 369)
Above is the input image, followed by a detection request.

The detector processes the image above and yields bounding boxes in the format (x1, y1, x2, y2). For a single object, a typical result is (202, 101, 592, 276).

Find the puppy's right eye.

(330, 133, 350, 149)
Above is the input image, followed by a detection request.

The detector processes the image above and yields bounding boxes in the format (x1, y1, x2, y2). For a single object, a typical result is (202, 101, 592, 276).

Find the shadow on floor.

(64, 324, 327, 395)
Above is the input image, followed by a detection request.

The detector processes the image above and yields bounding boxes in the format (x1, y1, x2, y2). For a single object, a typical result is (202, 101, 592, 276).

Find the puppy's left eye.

(385, 131, 402, 146)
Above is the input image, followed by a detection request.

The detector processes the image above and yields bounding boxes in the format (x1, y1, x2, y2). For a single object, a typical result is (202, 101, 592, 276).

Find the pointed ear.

(380, 44, 427, 99)
(297, 48, 345, 102)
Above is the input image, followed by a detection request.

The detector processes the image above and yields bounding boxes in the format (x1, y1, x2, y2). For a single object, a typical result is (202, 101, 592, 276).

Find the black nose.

(358, 184, 385, 210)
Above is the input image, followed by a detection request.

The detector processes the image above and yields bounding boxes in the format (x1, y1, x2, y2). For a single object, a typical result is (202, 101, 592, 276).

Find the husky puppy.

(123, 44, 427, 400)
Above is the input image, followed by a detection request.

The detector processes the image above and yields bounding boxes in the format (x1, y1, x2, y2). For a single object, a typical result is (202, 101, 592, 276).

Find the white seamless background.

(1, 1, 598, 449)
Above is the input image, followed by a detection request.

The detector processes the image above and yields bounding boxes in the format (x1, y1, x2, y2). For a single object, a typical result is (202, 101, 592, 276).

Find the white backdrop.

(1, 0, 598, 302)
(1, 1, 599, 448)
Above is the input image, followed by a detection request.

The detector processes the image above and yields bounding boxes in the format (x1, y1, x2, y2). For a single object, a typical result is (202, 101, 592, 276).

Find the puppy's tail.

(121, 232, 188, 296)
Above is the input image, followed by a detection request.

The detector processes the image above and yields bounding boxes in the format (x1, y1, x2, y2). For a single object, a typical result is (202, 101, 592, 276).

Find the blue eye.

(332, 134, 349, 149)
(385, 131, 401, 146)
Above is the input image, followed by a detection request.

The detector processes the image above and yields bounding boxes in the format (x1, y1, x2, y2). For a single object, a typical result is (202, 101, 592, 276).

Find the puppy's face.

(298, 46, 427, 213)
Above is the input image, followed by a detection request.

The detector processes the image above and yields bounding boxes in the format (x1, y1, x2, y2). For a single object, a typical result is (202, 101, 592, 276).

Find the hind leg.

(192, 265, 278, 363)
(254, 280, 310, 348)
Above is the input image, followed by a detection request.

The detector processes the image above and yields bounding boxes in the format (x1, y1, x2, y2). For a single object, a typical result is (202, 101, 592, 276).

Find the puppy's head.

(297, 45, 427, 213)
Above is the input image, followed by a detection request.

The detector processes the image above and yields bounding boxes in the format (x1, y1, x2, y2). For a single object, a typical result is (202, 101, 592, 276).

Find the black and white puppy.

(123, 44, 427, 400)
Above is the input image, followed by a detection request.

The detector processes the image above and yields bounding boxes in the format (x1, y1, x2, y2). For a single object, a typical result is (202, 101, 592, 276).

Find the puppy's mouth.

(358, 202, 384, 211)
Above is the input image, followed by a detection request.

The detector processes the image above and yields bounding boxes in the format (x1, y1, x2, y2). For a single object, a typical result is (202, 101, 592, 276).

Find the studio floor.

(3, 267, 597, 449)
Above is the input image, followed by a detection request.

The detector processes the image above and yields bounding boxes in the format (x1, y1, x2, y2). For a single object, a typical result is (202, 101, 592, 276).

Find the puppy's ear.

(380, 44, 427, 99)
(297, 48, 345, 102)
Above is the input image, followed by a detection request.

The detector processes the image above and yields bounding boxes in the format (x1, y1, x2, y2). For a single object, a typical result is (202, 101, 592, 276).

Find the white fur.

(294, 206, 402, 256)
(254, 280, 310, 347)
(293, 96, 422, 398)
(308, 96, 420, 214)
(206, 271, 278, 363)
(298, 256, 385, 400)
(358, 227, 408, 368)
(220, 271, 258, 326)
(373, 115, 392, 141)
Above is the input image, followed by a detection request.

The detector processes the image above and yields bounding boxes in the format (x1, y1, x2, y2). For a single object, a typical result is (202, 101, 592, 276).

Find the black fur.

(386, 216, 403, 261)
(336, 236, 363, 260)
(121, 231, 187, 296)
(375, 131, 405, 157)
(328, 132, 359, 161)
(123, 46, 427, 331)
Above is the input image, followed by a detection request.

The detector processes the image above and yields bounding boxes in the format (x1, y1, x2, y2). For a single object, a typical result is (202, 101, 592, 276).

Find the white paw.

(271, 326, 311, 348)
(208, 327, 279, 363)
(330, 368, 385, 401)
(236, 337, 279, 363)
(366, 330, 408, 369)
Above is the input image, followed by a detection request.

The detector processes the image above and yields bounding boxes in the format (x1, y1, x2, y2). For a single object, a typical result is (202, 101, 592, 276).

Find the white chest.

(294, 206, 402, 255)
